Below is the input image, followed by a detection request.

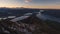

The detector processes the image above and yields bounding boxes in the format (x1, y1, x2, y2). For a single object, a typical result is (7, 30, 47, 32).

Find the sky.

(0, 0, 60, 9)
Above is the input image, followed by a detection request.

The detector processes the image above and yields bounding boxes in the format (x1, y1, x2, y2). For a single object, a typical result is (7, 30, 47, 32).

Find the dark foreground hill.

(20, 15, 60, 34)
(0, 15, 60, 34)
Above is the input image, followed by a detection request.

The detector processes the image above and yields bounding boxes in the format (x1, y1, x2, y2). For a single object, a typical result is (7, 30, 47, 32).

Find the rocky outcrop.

(0, 15, 60, 34)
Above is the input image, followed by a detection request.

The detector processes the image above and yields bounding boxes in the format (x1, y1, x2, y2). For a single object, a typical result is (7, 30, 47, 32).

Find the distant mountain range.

(0, 8, 60, 23)
(0, 8, 39, 17)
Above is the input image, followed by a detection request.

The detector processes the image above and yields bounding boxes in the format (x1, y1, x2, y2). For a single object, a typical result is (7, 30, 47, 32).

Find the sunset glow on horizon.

(0, 0, 60, 9)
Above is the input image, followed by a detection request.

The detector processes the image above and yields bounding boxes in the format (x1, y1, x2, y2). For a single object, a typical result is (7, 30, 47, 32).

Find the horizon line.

(0, 7, 60, 9)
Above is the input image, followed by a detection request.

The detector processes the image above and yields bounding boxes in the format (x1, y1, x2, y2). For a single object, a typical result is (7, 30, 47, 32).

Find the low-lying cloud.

(25, 0, 32, 3)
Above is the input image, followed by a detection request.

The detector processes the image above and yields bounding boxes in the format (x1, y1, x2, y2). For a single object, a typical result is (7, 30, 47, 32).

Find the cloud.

(25, 0, 32, 3)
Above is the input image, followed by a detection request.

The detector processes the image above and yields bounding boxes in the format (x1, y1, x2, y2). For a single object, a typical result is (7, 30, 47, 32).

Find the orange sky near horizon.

(20, 5, 60, 9)
(0, 5, 60, 9)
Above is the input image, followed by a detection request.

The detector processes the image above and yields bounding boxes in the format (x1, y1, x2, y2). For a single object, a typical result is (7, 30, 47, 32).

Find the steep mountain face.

(20, 15, 42, 24)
